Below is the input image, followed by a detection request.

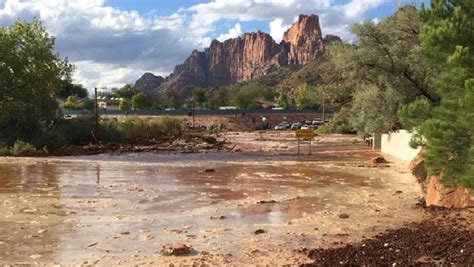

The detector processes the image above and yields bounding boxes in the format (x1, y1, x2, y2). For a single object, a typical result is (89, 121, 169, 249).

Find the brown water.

(0, 151, 423, 265)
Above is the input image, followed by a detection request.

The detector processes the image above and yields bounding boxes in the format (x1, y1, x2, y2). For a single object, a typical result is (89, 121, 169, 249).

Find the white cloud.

(269, 18, 289, 43)
(217, 23, 242, 42)
(0, 0, 200, 91)
(0, 0, 398, 91)
(185, 0, 388, 43)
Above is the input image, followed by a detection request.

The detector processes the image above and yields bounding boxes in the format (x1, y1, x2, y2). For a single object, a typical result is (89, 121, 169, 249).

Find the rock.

(134, 72, 164, 97)
(160, 243, 192, 256)
(408, 149, 428, 190)
(87, 242, 98, 248)
(425, 176, 474, 208)
(369, 156, 388, 164)
(257, 200, 278, 204)
(210, 215, 226, 220)
(146, 14, 339, 98)
(254, 229, 266, 235)
(339, 213, 350, 219)
(283, 14, 324, 65)
(204, 169, 216, 173)
(30, 254, 42, 259)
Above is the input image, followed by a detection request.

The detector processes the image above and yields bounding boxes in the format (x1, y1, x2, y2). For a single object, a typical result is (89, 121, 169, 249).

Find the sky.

(0, 0, 429, 91)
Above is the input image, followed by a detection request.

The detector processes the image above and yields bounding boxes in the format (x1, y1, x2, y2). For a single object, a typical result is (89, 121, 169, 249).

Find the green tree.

(58, 82, 88, 99)
(413, 0, 474, 189)
(131, 93, 152, 110)
(192, 87, 208, 108)
(293, 83, 318, 109)
(119, 99, 131, 111)
(63, 96, 78, 110)
(164, 91, 181, 109)
(208, 88, 229, 109)
(79, 98, 94, 110)
(350, 85, 403, 135)
(277, 93, 290, 109)
(321, 6, 437, 134)
(112, 84, 140, 99)
(0, 19, 73, 144)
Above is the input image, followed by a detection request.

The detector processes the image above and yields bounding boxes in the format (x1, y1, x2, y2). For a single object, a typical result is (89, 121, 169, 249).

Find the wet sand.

(0, 132, 425, 265)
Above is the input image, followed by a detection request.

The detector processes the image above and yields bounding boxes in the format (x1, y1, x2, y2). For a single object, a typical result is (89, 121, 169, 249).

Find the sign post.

(295, 129, 316, 155)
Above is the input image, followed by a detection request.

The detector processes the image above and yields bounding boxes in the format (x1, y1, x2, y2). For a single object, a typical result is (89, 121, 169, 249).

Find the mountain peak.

(283, 14, 324, 65)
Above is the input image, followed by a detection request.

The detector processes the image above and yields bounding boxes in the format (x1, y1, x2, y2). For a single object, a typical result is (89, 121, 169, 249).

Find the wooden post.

(93, 87, 99, 144)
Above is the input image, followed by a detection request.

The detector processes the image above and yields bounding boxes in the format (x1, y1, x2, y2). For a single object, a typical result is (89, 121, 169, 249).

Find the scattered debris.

(160, 243, 192, 256)
(210, 215, 226, 220)
(254, 229, 266, 235)
(87, 242, 98, 248)
(339, 213, 350, 219)
(257, 200, 278, 204)
(369, 156, 388, 164)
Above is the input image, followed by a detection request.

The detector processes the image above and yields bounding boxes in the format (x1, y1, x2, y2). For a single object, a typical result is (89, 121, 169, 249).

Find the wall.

(381, 130, 421, 162)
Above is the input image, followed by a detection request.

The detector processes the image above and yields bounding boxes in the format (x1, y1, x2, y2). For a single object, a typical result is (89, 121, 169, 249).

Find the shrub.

(11, 140, 36, 155)
(100, 120, 123, 142)
(154, 117, 184, 137)
(118, 116, 150, 139)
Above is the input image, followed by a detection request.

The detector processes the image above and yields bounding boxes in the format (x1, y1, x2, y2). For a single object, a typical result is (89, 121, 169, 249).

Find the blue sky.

(0, 0, 430, 89)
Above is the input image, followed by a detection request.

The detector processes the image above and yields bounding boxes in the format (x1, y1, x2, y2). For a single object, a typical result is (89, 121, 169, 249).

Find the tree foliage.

(192, 87, 208, 108)
(58, 82, 88, 99)
(318, 6, 437, 134)
(414, 0, 474, 189)
(0, 19, 73, 144)
(131, 93, 152, 110)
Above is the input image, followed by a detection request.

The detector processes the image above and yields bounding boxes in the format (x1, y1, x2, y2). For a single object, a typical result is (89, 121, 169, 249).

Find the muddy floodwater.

(0, 133, 424, 265)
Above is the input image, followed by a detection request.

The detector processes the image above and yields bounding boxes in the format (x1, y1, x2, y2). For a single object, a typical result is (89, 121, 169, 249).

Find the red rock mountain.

(135, 14, 341, 97)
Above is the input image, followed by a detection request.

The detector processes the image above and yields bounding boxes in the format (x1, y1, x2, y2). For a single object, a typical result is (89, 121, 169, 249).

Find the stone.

(160, 243, 192, 256)
(134, 73, 164, 97)
(210, 215, 226, 220)
(204, 169, 216, 173)
(254, 229, 266, 235)
(369, 156, 388, 164)
(408, 149, 428, 190)
(339, 213, 350, 219)
(425, 176, 474, 208)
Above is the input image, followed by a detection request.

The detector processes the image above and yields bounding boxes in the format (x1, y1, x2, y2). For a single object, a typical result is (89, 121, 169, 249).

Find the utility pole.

(322, 94, 325, 124)
(192, 100, 195, 129)
(93, 87, 106, 144)
(94, 87, 99, 144)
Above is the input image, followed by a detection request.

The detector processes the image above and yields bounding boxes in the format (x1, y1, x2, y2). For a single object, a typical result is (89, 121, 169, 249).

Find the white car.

(274, 124, 287, 130)
(300, 124, 313, 130)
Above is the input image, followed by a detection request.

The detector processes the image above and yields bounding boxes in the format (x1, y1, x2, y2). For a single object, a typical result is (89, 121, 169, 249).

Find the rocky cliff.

(134, 73, 164, 96)
(139, 14, 341, 98)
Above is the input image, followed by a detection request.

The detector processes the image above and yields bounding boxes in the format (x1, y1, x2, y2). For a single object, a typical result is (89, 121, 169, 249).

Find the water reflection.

(0, 156, 382, 264)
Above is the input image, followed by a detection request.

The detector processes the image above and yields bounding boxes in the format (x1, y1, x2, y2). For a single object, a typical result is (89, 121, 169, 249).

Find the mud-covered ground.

(0, 131, 467, 265)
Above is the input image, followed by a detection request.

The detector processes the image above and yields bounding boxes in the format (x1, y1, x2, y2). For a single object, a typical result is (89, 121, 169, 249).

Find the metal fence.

(64, 109, 333, 117)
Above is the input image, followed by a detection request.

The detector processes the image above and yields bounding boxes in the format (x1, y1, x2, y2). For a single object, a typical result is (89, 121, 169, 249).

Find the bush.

(118, 117, 150, 139)
(11, 140, 36, 155)
(100, 120, 123, 142)
(153, 117, 184, 137)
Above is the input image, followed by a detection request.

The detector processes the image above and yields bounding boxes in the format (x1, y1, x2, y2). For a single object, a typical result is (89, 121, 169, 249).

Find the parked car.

(275, 124, 287, 130)
(312, 119, 323, 125)
(290, 122, 303, 130)
(300, 124, 314, 130)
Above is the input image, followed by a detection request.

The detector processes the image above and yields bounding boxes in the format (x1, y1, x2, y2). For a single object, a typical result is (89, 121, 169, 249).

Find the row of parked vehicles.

(274, 118, 329, 131)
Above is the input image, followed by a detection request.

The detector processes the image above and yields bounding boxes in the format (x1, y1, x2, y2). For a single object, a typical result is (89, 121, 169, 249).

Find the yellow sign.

(295, 129, 316, 139)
